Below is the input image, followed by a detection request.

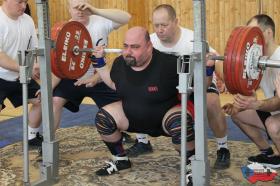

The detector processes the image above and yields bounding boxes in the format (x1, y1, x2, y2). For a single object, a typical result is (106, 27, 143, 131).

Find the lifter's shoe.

(95, 156, 131, 176)
(122, 132, 135, 144)
(125, 140, 153, 157)
(28, 132, 43, 147)
(214, 148, 230, 169)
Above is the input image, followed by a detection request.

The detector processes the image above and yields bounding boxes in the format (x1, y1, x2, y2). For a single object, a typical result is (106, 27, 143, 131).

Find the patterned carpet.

(1, 126, 280, 186)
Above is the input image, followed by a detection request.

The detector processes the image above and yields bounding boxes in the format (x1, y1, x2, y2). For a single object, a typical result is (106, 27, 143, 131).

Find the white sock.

(28, 126, 40, 140)
(136, 133, 149, 144)
(216, 135, 228, 150)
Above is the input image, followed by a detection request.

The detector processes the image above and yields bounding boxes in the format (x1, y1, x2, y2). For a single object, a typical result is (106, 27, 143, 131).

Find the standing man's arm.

(0, 52, 19, 72)
(95, 65, 116, 90)
(275, 73, 280, 98)
(75, 3, 131, 27)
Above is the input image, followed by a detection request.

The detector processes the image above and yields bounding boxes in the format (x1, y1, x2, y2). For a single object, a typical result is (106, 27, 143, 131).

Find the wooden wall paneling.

(213, 0, 220, 53)
(101, 0, 109, 8)
(240, 0, 246, 26)
(246, 0, 258, 23)
(147, 0, 154, 32)
(206, 0, 212, 49)
(273, 0, 280, 42)
(1, 0, 280, 54)
(29, 0, 36, 21)
(263, 0, 279, 42)
(106, 0, 129, 63)
(106, 0, 128, 48)
(207, 0, 219, 52)
(180, 0, 193, 30)
(91, 0, 101, 8)
(128, 0, 148, 27)
(218, 0, 225, 55)
(148, 0, 159, 32)
(147, 0, 159, 32)
(233, 0, 240, 27)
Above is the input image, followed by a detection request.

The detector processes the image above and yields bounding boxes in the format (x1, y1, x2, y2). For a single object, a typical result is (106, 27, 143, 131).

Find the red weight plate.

(54, 21, 93, 79)
(51, 50, 64, 78)
(51, 22, 67, 78)
(231, 26, 250, 93)
(235, 26, 264, 95)
(224, 26, 244, 94)
(224, 27, 239, 94)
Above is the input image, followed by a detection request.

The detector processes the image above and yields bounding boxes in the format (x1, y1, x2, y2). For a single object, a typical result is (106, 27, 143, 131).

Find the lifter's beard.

(124, 56, 137, 66)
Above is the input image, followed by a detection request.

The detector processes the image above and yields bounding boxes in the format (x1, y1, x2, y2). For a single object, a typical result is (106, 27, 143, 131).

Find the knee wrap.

(164, 111, 194, 144)
(95, 108, 117, 135)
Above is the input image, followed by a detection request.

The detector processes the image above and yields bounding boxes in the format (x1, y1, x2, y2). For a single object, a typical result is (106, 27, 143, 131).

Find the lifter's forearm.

(96, 65, 116, 90)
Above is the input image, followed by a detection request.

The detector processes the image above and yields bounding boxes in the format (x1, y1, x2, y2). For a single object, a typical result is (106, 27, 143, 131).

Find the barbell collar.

(258, 56, 280, 69)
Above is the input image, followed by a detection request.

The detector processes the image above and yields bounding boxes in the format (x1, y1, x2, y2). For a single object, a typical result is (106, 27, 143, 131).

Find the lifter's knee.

(95, 108, 117, 135)
(164, 111, 194, 144)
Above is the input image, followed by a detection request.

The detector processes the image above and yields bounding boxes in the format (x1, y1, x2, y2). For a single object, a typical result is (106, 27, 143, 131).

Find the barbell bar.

(74, 47, 280, 69)
(72, 47, 122, 55)
(209, 55, 280, 68)
(50, 21, 280, 95)
(258, 56, 280, 68)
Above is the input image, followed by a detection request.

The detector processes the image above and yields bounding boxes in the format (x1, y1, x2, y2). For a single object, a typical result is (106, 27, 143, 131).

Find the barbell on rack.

(50, 21, 280, 95)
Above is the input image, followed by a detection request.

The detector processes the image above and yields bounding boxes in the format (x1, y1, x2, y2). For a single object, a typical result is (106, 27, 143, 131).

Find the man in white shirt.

(0, 0, 43, 147)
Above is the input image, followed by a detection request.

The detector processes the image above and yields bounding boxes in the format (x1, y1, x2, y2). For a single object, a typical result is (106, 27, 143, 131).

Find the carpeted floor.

(0, 104, 254, 148)
(1, 126, 280, 186)
(1, 91, 279, 185)
(0, 104, 98, 148)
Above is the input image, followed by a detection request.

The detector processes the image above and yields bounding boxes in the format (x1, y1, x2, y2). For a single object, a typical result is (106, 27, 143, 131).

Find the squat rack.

(21, 0, 58, 185)
(178, 0, 209, 186)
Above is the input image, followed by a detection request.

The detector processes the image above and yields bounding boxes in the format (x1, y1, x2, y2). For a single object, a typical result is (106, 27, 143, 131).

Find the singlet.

(110, 49, 179, 136)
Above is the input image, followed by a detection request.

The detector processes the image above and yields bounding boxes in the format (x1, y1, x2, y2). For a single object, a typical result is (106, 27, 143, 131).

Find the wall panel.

(0, 0, 279, 54)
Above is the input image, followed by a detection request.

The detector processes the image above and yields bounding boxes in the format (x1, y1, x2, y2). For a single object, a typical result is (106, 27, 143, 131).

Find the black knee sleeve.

(95, 108, 117, 135)
(164, 111, 194, 144)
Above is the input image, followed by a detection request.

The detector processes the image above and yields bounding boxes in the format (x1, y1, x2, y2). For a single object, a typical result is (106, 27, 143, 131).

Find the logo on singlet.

(148, 86, 158, 92)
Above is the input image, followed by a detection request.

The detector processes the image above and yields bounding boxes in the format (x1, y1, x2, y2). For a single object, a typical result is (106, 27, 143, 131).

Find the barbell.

(50, 21, 280, 95)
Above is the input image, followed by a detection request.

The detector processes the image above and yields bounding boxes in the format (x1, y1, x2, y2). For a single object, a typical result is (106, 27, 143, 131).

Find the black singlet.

(110, 49, 180, 136)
